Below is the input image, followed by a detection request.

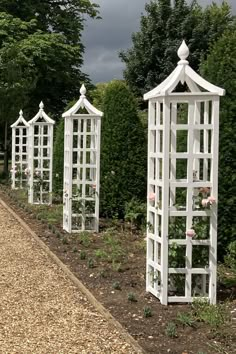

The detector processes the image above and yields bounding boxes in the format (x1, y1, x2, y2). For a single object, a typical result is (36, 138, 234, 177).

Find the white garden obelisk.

(28, 102, 55, 204)
(11, 110, 29, 189)
(145, 41, 225, 305)
(62, 85, 103, 233)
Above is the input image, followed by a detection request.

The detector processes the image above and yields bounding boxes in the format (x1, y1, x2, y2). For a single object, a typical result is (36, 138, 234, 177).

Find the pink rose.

(201, 198, 209, 207)
(186, 229, 196, 238)
(208, 196, 216, 204)
(148, 192, 155, 202)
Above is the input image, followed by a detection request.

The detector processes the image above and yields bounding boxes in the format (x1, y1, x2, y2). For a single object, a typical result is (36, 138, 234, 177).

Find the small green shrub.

(62, 237, 69, 245)
(124, 197, 146, 230)
(99, 269, 108, 278)
(51, 225, 56, 234)
(192, 299, 228, 328)
(79, 231, 91, 247)
(87, 258, 95, 268)
(55, 230, 61, 238)
(112, 281, 121, 290)
(103, 230, 125, 264)
(143, 306, 152, 318)
(224, 241, 236, 270)
(177, 312, 195, 327)
(165, 322, 177, 338)
(95, 249, 108, 260)
(80, 250, 87, 260)
(127, 292, 137, 302)
(112, 262, 122, 272)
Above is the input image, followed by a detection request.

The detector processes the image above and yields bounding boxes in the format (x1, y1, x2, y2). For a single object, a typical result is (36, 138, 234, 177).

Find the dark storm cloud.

(82, 0, 236, 84)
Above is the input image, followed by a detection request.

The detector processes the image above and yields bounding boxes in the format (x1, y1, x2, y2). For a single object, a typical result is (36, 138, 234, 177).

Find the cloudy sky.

(82, 0, 236, 83)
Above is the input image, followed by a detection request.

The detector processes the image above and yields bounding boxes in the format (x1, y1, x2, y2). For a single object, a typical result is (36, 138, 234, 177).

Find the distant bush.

(100, 80, 147, 217)
(224, 241, 236, 271)
(53, 118, 64, 196)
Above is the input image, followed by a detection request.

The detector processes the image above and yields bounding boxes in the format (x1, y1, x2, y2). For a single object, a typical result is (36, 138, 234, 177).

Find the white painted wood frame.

(11, 110, 29, 189)
(27, 102, 55, 205)
(144, 41, 225, 305)
(62, 85, 103, 233)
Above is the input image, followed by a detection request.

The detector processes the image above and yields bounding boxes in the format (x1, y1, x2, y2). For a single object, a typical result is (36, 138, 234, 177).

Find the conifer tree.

(100, 81, 147, 217)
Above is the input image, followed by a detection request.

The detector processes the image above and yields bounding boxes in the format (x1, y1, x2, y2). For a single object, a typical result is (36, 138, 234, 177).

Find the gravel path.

(0, 203, 137, 354)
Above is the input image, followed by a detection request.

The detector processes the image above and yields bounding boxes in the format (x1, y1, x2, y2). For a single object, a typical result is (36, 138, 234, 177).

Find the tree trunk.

(4, 121, 8, 174)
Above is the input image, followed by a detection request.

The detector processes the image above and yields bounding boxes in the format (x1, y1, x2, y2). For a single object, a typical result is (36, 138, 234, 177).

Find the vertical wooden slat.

(209, 97, 219, 304)
(161, 98, 170, 305)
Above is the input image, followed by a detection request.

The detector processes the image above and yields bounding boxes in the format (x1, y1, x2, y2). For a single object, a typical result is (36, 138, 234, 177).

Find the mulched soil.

(0, 185, 236, 354)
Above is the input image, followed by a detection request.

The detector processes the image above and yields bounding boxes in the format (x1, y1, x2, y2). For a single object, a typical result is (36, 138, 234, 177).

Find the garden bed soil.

(0, 186, 235, 354)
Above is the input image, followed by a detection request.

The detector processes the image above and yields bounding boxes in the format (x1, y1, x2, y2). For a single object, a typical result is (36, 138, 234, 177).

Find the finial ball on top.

(177, 40, 189, 61)
(80, 84, 86, 96)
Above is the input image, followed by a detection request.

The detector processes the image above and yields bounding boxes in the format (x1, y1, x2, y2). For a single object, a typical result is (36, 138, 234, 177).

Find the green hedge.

(53, 118, 64, 196)
(200, 28, 236, 257)
(100, 80, 147, 217)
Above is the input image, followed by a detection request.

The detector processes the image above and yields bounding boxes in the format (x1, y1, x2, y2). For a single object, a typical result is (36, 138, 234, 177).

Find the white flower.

(24, 168, 30, 176)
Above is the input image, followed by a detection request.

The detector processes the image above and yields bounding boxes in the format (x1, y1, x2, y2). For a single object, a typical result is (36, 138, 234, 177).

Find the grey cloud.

(82, 0, 236, 84)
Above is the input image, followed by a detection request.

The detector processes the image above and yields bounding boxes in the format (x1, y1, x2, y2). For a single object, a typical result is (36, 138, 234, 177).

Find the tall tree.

(0, 6, 98, 173)
(0, 0, 100, 44)
(0, 14, 38, 173)
(120, 0, 234, 97)
(200, 27, 236, 257)
(100, 81, 147, 218)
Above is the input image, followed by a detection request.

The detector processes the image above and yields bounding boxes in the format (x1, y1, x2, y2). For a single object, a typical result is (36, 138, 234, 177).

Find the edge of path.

(0, 198, 146, 354)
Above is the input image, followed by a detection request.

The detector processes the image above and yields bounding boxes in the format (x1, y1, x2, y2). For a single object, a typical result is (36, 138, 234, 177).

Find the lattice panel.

(63, 85, 102, 233)
(147, 98, 219, 304)
(28, 104, 54, 205)
(11, 116, 29, 189)
(71, 117, 99, 232)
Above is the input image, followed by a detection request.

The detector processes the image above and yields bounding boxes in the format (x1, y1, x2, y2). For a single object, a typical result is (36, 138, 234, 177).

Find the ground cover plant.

(0, 183, 235, 354)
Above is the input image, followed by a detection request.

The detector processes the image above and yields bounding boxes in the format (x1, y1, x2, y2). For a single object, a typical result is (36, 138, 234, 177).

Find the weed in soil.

(99, 269, 108, 278)
(62, 237, 69, 245)
(87, 258, 95, 268)
(95, 249, 108, 261)
(192, 299, 229, 328)
(143, 306, 152, 318)
(55, 230, 61, 238)
(177, 311, 195, 327)
(128, 292, 137, 302)
(165, 322, 177, 338)
(80, 250, 87, 260)
(112, 281, 121, 290)
(79, 231, 91, 247)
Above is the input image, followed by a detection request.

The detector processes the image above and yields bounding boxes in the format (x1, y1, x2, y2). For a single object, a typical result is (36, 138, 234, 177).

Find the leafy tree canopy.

(0, 0, 100, 44)
(0, 14, 88, 122)
(120, 0, 234, 97)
